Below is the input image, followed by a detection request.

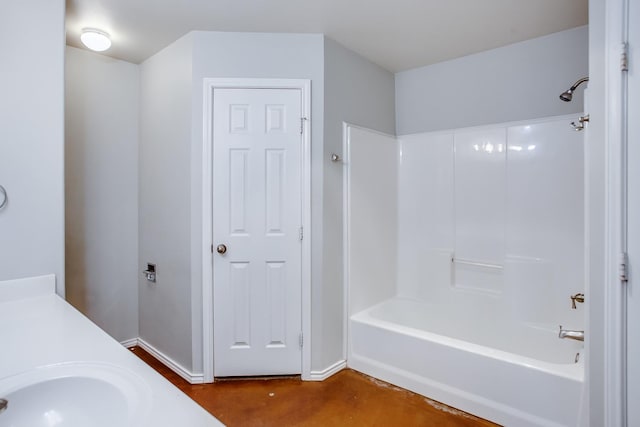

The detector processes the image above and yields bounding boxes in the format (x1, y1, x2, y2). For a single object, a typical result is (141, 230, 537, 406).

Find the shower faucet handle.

(570, 114, 589, 131)
(570, 293, 585, 309)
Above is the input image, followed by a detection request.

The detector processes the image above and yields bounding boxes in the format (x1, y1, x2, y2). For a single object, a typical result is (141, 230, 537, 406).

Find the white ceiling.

(65, 0, 588, 73)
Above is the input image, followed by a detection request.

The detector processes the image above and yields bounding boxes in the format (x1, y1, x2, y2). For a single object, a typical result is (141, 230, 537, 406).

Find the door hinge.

(298, 226, 304, 241)
(619, 252, 629, 283)
(300, 117, 308, 134)
(299, 332, 304, 349)
(621, 42, 629, 72)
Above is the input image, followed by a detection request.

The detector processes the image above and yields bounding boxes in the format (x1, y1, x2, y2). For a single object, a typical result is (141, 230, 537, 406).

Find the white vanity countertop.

(0, 275, 223, 426)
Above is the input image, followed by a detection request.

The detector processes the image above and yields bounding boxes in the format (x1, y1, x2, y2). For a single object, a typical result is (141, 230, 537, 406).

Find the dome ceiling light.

(80, 28, 112, 52)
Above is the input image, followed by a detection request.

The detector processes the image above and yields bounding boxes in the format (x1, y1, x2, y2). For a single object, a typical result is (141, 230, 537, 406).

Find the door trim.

(602, 0, 629, 424)
(201, 78, 312, 382)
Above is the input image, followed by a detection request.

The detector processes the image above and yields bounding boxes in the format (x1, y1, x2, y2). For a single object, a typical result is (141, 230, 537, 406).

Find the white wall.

(139, 34, 195, 371)
(395, 26, 589, 134)
(346, 126, 397, 316)
(321, 38, 396, 368)
(65, 46, 139, 342)
(0, 0, 65, 294)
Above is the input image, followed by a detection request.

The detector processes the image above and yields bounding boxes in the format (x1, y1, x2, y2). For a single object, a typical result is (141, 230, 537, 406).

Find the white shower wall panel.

(505, 119, 584, 328)
(397, 133, 454, 300)
(453, 128, 507, 293)
(396, 115, 584, 322)
(453, 128, 506, 264)
(345, 126, 398, 315)
(506, 120, 583, 260)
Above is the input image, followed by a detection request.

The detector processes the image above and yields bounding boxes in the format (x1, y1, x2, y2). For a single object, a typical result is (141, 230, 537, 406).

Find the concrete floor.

(131, 347, 499, 426)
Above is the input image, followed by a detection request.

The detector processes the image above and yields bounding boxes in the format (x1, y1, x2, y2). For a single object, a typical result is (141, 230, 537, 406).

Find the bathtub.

(348, 297, 584, 427)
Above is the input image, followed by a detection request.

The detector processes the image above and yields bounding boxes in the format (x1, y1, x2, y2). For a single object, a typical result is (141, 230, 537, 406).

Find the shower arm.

(568, 77, 589, 92)
(560, 76, 589, 102)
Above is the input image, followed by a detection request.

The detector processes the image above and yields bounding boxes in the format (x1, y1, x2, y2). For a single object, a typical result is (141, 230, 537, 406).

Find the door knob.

(216, 244, 227, 254)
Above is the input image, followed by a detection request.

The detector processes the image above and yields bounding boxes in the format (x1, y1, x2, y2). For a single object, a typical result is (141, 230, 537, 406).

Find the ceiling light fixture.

(80, 28, 112, 52)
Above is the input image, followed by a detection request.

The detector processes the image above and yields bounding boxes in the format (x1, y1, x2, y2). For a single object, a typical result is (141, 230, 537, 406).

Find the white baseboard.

(119, 338, 139, 348)
(123, 336, 334, 384)
(309, 359, 346, 381)
(124, 337, 204, 384)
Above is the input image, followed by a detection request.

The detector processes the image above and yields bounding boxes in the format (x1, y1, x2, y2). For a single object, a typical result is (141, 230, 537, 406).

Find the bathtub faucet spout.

(558, 326, 584, 342)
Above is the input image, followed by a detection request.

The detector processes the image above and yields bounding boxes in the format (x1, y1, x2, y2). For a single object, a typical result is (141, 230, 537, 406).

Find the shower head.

(559, 77, 589, 102)
(559, 89, 573, 102)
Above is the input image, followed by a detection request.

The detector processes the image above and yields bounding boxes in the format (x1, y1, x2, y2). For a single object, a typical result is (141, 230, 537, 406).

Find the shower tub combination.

(344, 116, 585, 427)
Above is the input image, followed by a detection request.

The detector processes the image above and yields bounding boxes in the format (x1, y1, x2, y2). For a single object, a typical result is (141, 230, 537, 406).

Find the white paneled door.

(212, 88, 303, 377)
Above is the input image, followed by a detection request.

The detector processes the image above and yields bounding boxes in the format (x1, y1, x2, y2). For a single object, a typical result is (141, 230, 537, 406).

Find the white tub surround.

(0, 275, 221, 427)
(345, 116, 586, 426)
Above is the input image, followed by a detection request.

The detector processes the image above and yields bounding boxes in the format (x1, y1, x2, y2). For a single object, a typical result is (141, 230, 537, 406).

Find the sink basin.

(0, 363, 151, 427)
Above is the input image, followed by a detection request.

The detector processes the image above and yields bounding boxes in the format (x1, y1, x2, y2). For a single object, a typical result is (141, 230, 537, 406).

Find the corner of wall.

(320, 37, 396, 370)
(138, 33, 195, 372)
(65, 45, 141, 342)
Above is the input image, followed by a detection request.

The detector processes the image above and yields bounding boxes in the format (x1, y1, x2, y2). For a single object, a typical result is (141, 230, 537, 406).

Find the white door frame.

(602, 0, 629, 423)
(201, 78, 312, 382)
(624, 1, 639, 424)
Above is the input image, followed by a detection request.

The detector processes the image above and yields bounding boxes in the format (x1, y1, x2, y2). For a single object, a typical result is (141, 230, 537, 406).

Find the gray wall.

(139, 34, 195, 370)
(65, 46, 140, 343)
(395, 26, 588, 134)
(0, 0, 65, 294)
(322, 37, 395, 368)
